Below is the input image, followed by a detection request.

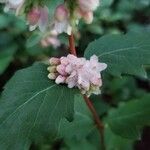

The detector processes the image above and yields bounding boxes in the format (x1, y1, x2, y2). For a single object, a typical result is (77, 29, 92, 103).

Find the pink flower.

(78, 0, 100, 12)
(47, 54, 107, 96)
(49, 57, 60, 65)
(52, 4, 72, 35)
(76, 0, 100, 24)
(55, 4, 69, 22)
(27, 6, 49, 32)
(27, 7, 41, 25)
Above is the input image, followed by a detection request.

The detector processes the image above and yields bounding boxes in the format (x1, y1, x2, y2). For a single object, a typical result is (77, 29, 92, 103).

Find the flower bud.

(27, 7, 41, 25)
(48, 73, 57, 80)
(49, 58, 60, 65)
(47, 66, 57, 73)
(60, 57, 69, 65)
(55, 4, 68, 22)
(55, 75, 66, 84)
(56, 65, 67, 76)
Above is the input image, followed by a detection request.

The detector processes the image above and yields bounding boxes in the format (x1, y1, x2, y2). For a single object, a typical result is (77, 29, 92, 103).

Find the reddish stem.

(68, 32, 105, 150)
(68, 33, 77, 56)
(84, 96, 105, 150)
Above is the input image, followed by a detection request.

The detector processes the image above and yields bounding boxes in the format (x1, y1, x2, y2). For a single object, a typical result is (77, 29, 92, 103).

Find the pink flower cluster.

(1, 0, 100, 35)
(53, 0, 100, 34)
(48, 54, 107, 96)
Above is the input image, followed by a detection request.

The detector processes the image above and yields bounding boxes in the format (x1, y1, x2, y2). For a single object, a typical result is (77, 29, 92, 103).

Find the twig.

(68, 32, 105, 150)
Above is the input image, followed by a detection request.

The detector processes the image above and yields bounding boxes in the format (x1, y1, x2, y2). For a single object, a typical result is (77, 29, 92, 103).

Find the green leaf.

(105, 125, 134, 150)
(101, 0, 114, 7)
(59, 94, 94, 140)
(26, 33, 42, 48)
(59, 95, 101, 150)
(0, 45, 17, 75)
(48, 0, 63, 21)
(84, 32, 150, 77)
(62, 139, 97, 150)
(0, 63, 77, 149)
(107, 94, 150, 139)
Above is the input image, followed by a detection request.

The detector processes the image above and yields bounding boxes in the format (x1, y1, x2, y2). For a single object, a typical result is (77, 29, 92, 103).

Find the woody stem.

(68, 33, 105, 150)
(68, 33, 77, 55)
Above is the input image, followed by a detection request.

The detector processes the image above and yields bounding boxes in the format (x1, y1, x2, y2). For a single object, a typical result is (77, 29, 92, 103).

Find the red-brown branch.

(68, 33, 77, 56)
(84, 96, 105, 150)
(68, 32, 105, 150)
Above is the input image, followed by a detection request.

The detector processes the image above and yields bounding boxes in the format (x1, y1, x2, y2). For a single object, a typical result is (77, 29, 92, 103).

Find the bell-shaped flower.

(52, 4, 72, 35)
(27, 6, 49, 32)
(77, 0, 100, 12)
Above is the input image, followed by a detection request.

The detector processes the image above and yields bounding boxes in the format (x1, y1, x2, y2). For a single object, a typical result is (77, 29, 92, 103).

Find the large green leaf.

(0, 63, 77, 150)
(107, 94, 150, 139)
(59, 94, 94, 140)
(62, 139, 97, 150)
(59, 94, 99, 150)
(105, 125, 134, 150)
(84, 32, 150, 77)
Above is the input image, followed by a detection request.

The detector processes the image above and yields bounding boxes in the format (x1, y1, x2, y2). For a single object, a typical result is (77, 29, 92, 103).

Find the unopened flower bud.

(48, 73, 57, 80)
(57, 65, 67, 76)
(60, 57, 69, 65)
(55, 75, 66, 84)
(47, 66, 57, 73)
(90, 85, 101, 95)
(49, 58, 60, 65)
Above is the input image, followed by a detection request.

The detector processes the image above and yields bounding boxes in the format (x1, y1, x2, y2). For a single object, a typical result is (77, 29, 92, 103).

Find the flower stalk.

(68, 33, 77, 55)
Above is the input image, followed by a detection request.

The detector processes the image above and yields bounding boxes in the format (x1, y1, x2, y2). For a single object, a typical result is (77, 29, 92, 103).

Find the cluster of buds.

(47, 54, 107, 96)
